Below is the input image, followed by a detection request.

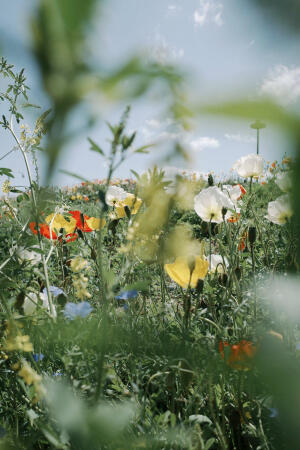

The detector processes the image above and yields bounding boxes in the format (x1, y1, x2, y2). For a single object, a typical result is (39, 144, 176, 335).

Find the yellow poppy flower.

(45, 213, 77, 234)
(115, 194, 142, 219)
(85, 217, 106, 230)
(164, 256, 209, 288)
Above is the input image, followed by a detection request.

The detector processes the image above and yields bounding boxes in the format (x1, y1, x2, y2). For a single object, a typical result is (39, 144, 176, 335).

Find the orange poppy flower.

(29, 222, 78, 243)
(29, 222, 58, 240)
(69, 210, 93, 232)
(219, 340, 256, 370)
(228, 212, 240, 223)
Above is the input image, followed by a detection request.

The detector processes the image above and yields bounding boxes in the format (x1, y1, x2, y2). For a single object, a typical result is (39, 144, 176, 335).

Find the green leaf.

(88, 137, 105, 156)
(134, 144, 153, 154)
(0, 167, 14, 178)
(59, 170, 89, 182)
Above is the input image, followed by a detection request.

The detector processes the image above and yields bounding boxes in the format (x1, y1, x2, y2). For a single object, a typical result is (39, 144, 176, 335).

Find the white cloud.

(145, 119, 161, 129)
(167, 4, 182, 15)
(194, 0, 223, 27)
(260, 65, 300, 105)
(189, 136, 220, 151)
(225, 133, 256, 144)
(149, 32, 184, 64)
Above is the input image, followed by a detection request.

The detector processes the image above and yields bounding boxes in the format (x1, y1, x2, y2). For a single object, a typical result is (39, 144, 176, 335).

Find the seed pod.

(248, 226, 256, 245)
(235, 266, 242, 280)
(208, 173, 214, 186)
(196, 279, 204, 294)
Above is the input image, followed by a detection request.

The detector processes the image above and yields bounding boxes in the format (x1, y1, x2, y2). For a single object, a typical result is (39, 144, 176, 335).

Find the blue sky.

(1, 0, 299, 187)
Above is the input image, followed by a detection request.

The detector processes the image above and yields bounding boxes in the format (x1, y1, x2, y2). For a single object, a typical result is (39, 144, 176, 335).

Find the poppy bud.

(91, 248, 97, 261)
(80, 213, 85, 229)
(124, 205, 131, 219)
(248, 227, 256, 245)
(98, 190, 108, 212)
(218, 273, 228, 286)
(195, 279, 204, 294)
(208, 173, 214, 186)
(222, 207, 228, 219)
(235, 266, 242, 280)
(77, 229, 84, 239)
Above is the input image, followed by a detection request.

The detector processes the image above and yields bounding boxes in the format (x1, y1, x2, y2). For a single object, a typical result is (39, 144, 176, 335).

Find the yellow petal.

(164, 256, 208, 288)
(46, 213, 77, 234)
(85, 217, 106, 230)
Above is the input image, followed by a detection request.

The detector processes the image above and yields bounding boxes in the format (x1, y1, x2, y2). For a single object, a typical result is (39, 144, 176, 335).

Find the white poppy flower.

(206, 254, 229, 273)
(23, 291, 51, 316)
(275, 171, 292, 193)
(15, 246, 42, 266)
(194, 186, 234, 223)
(105, 186, 127, 206)
(222, 184, 244, 204)
(232, 154, 264, 178)
(265, 194, 293, 225)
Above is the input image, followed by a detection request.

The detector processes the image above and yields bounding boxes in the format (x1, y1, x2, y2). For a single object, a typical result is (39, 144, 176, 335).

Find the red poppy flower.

(64, 233, 78, 243)
(29, 222, 58, 240)
(219, 340, 256, 370)
(69, 210, 93, 232)
(238, 239, 246, 251)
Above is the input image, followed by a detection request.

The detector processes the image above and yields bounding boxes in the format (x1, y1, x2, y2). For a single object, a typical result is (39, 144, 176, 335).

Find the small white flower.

(275, 171, 292, 193)
(105, 186, 127, 206)
(265, 194, 293, 225)
(232, 154, 264, 178)
(194, 186, 234, 223)
(207, 254, 229, 273)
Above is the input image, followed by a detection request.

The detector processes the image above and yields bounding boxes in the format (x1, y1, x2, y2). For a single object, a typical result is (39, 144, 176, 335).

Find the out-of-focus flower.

(12, 246, 42, 266)
(232, 154, 264, 178)
(33, 353, 45, 362)
(42, 286, 65, 298)
(219, 340, 256, 370)
(23, 291, 51, 316)
(165, 256, 209, 288)
(275, 171, 292, 193)
(70, 257, 89, 273)
(207, 254, 228, 273)
(113, 193, 142, 219)
(6, 334, 33, 352)
(72, 274, 91, 300)
(269, 408, 278, 418)
(63, 302, 93, 320)
(282, 157, 291, 165)
(105, 186, 127, 206)
(18, 361, 42, 385)
(265, 194, 293, 225)
(115, 290, 138, 300)
(2, 180, 11, 193)
(194, 186, 234, 223)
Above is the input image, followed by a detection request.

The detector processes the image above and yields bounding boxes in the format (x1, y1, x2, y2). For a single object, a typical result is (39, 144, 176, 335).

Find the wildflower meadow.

(1, 1, 300, 449)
